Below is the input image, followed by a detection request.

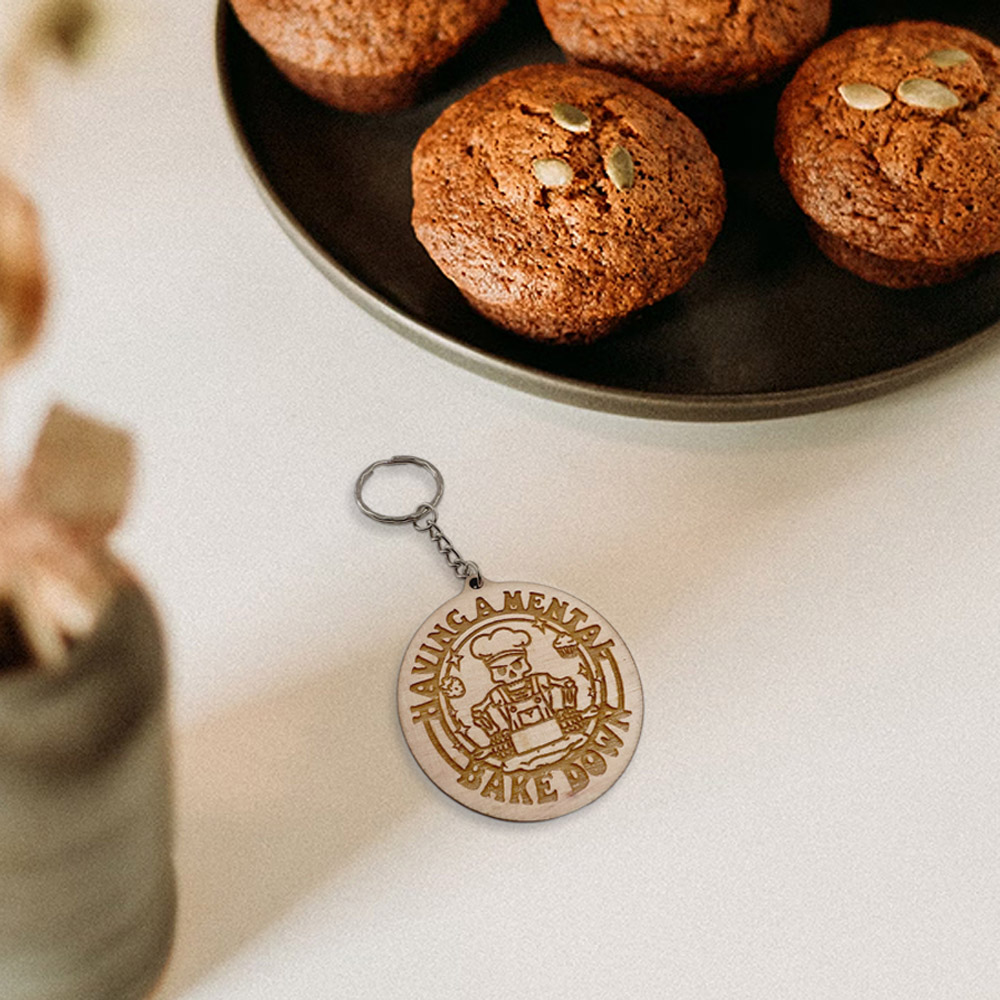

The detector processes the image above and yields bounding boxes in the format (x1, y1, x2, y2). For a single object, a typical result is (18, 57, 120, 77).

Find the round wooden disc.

(397, 578, 643, 821)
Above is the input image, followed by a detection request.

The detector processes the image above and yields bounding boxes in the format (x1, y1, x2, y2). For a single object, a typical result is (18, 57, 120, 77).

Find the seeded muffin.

(411, 64, 726, 343)
(228, 0, 507, 113)
(776, 21, 1000, 288)
(535, 0, 831, 97)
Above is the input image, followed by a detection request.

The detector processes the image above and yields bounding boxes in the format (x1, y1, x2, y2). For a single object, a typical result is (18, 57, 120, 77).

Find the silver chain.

(413, 504, 483, 587)
(355, 457, 484, 588)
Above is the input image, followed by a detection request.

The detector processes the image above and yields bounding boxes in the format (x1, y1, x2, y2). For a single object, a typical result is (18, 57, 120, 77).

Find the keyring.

(354, 455, 445, 524)
(353, 453, 643, 822)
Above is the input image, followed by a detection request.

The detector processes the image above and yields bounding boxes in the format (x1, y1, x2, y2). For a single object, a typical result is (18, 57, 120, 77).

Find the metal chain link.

(355, 457, 484, 588)
(412, 504, 483, 587)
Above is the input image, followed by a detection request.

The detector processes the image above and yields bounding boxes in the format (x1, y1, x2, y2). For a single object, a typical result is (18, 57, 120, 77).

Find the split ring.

(354, 456, 445, 524)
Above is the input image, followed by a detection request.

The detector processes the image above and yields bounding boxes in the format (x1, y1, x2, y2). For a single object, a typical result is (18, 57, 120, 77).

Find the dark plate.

(217, 0, 1000, 420)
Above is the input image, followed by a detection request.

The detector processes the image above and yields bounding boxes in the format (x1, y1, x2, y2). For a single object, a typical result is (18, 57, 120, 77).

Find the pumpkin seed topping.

(897, 77, 961, 110)
(551, 102, 591, 133)
(605, 145, 635, 191)
(927, 48, 971, 69)
(837, 82, 892, 111)
(532, 157, 574, 187)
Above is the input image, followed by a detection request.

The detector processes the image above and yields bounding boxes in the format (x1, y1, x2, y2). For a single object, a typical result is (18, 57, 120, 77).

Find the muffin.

(411, 64, 726, 343)
(553, 632, 580, 657)
(228, 0, 507, 113)
(536, 0, 831, 97)
(776, 21, 1000, 288)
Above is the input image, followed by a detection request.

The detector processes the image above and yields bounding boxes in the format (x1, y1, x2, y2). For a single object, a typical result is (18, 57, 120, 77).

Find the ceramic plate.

(217, 0, 1000, 420)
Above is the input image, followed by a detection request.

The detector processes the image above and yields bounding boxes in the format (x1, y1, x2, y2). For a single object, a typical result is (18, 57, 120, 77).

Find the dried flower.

(29, 0, 101, 64)
(3, 0, 120, 100)
(0, 500, 117, 671)
(0, 404, 133, 672)
(0, 173, 46, 372)
(0, 0, 137, 673)
(20, 402, 134, 544)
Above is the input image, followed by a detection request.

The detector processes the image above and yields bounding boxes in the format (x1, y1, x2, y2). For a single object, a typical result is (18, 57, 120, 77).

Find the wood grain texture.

(398, 578, 642, 821)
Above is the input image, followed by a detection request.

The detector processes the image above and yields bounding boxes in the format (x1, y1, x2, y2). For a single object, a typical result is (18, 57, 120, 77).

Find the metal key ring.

(355, 456, 445, 524)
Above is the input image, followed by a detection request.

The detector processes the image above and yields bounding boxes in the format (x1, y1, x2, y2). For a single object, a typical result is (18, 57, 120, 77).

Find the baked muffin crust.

(776, 21, 1000, 270)
(229, 0, 507, 112)
(537, 0, 831, 96)
(411, 64, 726, 342)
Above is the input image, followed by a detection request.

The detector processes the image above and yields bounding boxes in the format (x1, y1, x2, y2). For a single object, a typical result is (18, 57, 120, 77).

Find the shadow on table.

(156, 635, 420, 997)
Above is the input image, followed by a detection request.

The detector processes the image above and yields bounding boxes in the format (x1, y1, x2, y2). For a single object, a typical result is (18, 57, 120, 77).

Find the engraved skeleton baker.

(468, 626, 588, 771)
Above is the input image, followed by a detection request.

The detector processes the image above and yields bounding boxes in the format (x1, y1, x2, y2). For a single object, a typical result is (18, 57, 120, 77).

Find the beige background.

(7, 1, 998, 996)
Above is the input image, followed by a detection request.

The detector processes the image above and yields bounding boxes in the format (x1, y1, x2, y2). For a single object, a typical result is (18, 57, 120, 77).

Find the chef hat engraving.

(470, 626, 532, 666)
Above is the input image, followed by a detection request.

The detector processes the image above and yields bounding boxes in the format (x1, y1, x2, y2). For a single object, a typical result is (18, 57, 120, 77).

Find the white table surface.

(8, 2, 999, 997)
